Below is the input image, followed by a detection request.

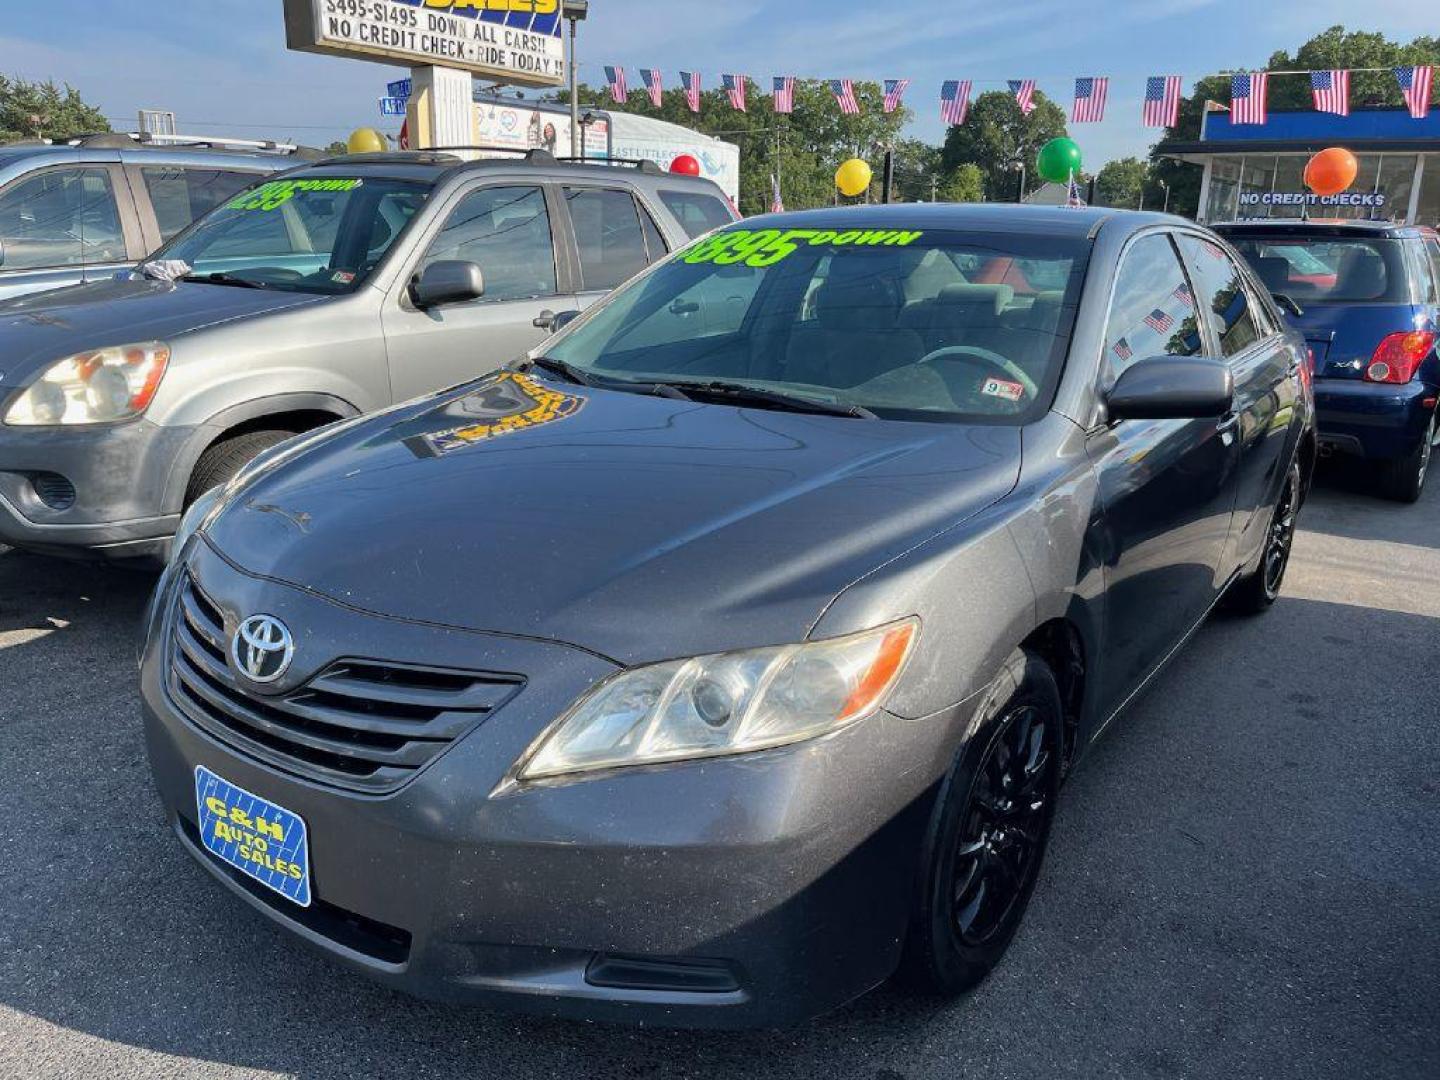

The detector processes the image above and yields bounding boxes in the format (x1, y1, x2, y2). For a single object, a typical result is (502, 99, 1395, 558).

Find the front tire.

(898, 648, 1063, 996)
(184, 430, 292, 507)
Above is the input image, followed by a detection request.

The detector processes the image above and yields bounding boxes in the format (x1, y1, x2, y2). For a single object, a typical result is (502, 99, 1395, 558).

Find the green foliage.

(562, 78, 910, 214)
(1149, 25, 1440, 217)
(1095, 157, 1149, 209)
(940, 90, 1069, 200)
(936, 162, 984, 203)
(0, 74, 109, 144)
(324, 140, 350, 156)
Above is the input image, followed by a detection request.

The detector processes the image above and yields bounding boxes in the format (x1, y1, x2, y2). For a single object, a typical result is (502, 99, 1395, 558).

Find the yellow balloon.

(346, 127, 387, 154)
(836, 158, 872, 198)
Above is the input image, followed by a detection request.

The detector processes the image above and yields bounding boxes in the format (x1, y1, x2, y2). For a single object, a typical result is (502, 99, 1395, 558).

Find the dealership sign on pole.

(283, 0, 566, 88)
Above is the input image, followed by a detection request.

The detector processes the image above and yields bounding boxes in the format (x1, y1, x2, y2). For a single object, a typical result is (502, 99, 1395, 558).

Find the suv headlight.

(4, 342, 171, 425)
(518, 618, 918, 781)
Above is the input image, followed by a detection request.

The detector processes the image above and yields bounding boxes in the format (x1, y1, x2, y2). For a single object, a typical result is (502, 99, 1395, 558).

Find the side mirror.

(1106, 356, 1234, 421)
(1272, 293, 1304, 318)
(411, 260, 485, 309)
(534, 308, 582, 332)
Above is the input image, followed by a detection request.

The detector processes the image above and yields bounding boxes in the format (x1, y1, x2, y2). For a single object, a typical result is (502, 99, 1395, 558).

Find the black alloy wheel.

(1228, 459, 1302, 614)
(899, 648, 1064, 995)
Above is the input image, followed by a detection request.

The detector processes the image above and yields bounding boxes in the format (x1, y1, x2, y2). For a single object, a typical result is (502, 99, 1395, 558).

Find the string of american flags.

(598, 65, 1436, 128)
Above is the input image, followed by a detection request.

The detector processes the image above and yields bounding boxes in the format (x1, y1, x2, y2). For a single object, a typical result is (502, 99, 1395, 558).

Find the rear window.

(1223, 234, 1411, 303)
(658, 189, 737, 239)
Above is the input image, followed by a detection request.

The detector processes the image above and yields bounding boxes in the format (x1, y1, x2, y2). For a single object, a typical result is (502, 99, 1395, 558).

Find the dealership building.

(1158, 105, 1440, 226)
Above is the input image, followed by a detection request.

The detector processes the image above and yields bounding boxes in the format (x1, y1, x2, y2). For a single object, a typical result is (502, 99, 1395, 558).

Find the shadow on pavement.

(1, 523, 1436, 1080)
(1297, 456, 1440, 549)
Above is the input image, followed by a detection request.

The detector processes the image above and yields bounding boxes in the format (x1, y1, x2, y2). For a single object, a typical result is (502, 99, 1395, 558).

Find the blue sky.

(1, 0, 1435, 164)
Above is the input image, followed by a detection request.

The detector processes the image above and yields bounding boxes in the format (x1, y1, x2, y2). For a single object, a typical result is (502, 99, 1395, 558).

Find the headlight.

(518, 618, 919, 781)
(4, 342, 170, 425)
(168, 485, 223, 566)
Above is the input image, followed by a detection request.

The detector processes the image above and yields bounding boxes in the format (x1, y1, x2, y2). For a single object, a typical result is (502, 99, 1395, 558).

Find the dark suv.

(1216, 220, 1440, 502)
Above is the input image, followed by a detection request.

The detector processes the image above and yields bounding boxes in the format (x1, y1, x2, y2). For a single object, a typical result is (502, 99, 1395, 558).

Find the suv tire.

(1380, 411, 1435, 504)
(185, 430, 292, 507)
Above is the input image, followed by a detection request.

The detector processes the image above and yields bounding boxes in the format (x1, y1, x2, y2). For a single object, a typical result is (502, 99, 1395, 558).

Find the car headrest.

(1253, 256, 1291, 294)
(1337, 249, 1386, 299)
(935, 283, 1015, 318)
(814, 276, 902, 331)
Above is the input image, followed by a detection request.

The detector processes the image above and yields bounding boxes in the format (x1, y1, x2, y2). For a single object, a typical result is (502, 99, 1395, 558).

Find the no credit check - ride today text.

(318, 0, 564, 78)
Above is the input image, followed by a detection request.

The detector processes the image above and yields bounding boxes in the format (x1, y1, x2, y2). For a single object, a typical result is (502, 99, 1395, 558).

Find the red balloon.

(670, 154, 701, 176)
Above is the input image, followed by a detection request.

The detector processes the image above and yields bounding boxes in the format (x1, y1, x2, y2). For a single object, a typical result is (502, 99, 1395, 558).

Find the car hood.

(207, 373, 1022, 664)
(0, 278, 323, 384)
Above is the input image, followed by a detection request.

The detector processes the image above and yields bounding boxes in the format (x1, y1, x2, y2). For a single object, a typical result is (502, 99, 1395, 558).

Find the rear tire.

(1379, 411, 1435, 504)
(1228, 459, 1301, 615)
(185, 430, 292, 507)
(897, 648, 1063, 996)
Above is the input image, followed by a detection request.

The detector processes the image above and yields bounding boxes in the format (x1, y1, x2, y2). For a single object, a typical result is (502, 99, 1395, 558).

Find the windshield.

(1225, 235, 1411, 303)
(158, 176, 430, 294)
(545, 226, 1087, 423)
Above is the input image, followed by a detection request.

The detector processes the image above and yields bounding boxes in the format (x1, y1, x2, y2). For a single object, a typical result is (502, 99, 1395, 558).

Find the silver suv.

(0, 150, 736, 560)
(0, 134, 305, 299)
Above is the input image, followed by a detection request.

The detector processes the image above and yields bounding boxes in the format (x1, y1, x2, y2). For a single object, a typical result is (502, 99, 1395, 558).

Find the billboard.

(472, 97, 609, 159)
(284, 0, 566, 88)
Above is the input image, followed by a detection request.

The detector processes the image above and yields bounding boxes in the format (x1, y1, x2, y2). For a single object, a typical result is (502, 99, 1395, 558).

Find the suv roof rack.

(314, 150, 464, 166)
(425, 146, 558, 163)
(551, 156, 666, 176)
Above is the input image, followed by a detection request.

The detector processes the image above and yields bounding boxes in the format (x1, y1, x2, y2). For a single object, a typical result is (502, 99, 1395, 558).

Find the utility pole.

(563, 1, 589, 156)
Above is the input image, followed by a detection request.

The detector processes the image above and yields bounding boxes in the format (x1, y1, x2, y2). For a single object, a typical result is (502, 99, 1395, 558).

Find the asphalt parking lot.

(1, 465, 1435, 1080)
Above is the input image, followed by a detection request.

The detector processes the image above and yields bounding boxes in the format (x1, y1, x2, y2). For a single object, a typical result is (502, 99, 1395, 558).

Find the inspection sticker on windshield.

(981, 377, 1025, 403)
(194, 765, 311, 908)
(227, 178, 362, 212)
(683, 227, 925, 268)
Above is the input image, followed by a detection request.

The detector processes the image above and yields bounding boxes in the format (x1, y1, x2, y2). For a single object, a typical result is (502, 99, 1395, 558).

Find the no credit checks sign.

(284, 0, 566, 88)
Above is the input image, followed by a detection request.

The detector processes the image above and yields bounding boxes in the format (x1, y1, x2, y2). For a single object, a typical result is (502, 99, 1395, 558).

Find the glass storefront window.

(1238, 156, 1276, 217)
(1376, 155, 1418, 223)
(1208, 152, 1416, 223)
(1206, 157, 1242, 223)
(1414, 156, 1440, 227)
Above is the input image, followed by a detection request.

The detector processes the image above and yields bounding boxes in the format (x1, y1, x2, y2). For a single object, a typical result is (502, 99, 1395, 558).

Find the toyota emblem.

(232, 614, 295, 684)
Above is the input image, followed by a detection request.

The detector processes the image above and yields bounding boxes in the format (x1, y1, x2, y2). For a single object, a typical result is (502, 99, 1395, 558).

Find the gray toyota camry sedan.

(140, 204, 1315, 1028)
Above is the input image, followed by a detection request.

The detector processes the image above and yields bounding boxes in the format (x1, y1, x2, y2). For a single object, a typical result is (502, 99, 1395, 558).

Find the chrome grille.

(166, 574, 524, 794)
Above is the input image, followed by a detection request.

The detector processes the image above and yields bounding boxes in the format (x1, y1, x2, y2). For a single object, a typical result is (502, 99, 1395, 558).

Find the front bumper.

(141, 543, 970, 1028)
(0, 418, 196, 558)
(1313, 376, 1437, 460)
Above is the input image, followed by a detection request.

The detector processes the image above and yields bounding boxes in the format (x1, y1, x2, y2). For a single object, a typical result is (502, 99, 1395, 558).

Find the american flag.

(680, 71, 702, 113)
(1396, 65, 1433, 119)
(941, 79, 972, 126)
(883, 78, 910, 114)
(1113, 338, 1133, 362)
(770, 174, 784, 214)
(604, 65, 628, 105)
(722, 73, 748, 112)
(773, 76, 796, 114)
(1310, 70, 1349, 117)
(1072, 77, 1108, 123)
(1144, 309, 1175, 334)
(1173, 282, 1194, 308)
(1009, 79, 1037, 115)
(831, 79, 861, 115)
(1230, 72, 1268, 125)
(640, 68, 663, 108)
(1143, 75, 1182, 128)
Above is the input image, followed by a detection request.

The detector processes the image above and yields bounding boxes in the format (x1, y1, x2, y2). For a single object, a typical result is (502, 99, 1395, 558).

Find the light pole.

(1160, 179, 1171, 214)
(562, 0, 589, 157)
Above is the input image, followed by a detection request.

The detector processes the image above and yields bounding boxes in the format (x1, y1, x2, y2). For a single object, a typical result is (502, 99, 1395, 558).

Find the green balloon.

(1036, 138, 1083, 185)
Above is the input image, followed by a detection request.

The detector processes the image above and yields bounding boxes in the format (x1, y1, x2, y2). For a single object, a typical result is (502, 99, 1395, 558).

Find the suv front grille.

(166, 574, 525, 794)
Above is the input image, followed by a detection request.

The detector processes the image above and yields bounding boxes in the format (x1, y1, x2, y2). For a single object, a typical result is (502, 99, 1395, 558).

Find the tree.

(324, 140, 350, 156)
(561, 78, 911, 214)
(940, 90, 1068, 201)
(0, 75, 109, 143)
(1095, 157, 1149, 209)
(936, 163, 984, 203)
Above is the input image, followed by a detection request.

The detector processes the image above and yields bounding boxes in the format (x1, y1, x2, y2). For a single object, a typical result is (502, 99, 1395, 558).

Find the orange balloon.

(1304, 147, 1358, 197)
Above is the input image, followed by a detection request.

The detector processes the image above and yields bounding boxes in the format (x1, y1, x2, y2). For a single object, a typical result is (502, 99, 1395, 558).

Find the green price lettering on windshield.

(228, 178, 363, 212)
(683, 228, 925, 268)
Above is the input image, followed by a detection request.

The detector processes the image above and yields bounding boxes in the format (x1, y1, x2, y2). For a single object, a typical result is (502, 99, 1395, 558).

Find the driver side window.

(1104, 234, 1202, 383)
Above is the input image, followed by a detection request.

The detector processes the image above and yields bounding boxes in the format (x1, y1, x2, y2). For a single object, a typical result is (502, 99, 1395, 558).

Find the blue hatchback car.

(1217, 221, 1440, 502)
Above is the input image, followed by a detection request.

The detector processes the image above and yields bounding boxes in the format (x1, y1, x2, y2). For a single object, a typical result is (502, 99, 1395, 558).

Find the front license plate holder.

(194, 765, 312, 908)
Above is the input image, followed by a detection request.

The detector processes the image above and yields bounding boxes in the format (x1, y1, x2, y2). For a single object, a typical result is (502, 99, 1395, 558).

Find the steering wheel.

(915, 345, 1039, 400)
